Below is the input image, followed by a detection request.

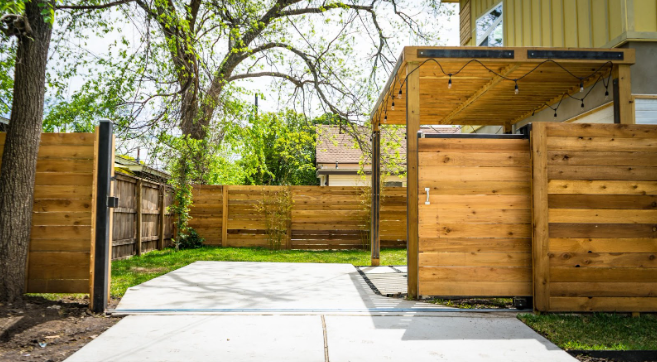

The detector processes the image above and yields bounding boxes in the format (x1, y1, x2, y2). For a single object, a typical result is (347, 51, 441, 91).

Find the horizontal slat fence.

(417, 137, 533, 297)
(111, 173, 174, 259)
(189, 185, 407, 249)
(0, 132, 96, 293)
(532, 123, 657, 312)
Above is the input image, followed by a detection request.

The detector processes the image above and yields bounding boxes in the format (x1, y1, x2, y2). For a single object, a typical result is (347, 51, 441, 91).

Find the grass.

(110, 247, 406, 298)
(518, 313, 657, 351)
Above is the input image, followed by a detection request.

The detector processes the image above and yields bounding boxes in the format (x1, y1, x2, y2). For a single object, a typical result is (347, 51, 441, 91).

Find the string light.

(383, 58, 613, 125)
(384, 113, 388, 123)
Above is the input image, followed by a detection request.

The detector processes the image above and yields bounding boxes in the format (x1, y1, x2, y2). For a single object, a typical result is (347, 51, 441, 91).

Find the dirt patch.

(430, 298, 515, 309)
(0, 296, 121, 362)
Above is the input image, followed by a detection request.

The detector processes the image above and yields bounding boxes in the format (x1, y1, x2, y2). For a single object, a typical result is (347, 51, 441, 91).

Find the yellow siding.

(465, 0, 657, 48)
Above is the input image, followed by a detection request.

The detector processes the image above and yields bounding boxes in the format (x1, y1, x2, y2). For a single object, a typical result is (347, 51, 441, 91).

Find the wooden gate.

(417, 134, 532, 297)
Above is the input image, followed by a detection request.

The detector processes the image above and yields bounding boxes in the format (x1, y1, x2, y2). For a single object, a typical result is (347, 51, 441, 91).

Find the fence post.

(158, 184, 165, 250)
(136, 179, 143, 256)
(91, 120, 113, 313)
(221, 185, 228, 247)
(531, 123, 550, 312)
(286, 186, 292, 250)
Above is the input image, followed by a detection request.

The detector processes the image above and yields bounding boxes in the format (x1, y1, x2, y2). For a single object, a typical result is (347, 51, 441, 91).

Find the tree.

(233, 110, 318, 186)
(0, 0, 55, 303)
(49, 0, 452, 143)
(0, 0, 140, 303)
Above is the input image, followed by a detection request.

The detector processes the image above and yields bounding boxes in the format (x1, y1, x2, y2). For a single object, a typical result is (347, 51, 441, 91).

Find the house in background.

(115, 155, 170, 184)
(0, 116, 8, 132)
(457, 0, 657, 133)
(315, 125, 460, 186)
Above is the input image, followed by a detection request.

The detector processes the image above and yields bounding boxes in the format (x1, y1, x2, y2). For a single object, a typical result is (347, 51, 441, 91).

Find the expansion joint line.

(321, 315, 330, 362)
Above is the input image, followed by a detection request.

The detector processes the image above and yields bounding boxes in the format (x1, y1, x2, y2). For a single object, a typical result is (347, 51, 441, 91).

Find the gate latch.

(424, 188, 430, 205)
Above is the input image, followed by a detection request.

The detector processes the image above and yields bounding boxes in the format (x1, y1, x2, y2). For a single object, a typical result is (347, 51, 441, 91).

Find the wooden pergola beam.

(370, 122, 381, 266)
(441, 64, 521, 125)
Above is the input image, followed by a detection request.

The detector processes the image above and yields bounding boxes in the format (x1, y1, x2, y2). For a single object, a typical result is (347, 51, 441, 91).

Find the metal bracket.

(107, 196, 119, 208)
(424, 188, 430, 205)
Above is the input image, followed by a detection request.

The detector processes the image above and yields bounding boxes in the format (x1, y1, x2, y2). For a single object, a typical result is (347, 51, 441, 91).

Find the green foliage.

(519, 313, 657, 351)
(254, 187, 292, 250)
(226, 109, 319, 186)
(111, 247, 408, 298)
(177, 227, 204, 250)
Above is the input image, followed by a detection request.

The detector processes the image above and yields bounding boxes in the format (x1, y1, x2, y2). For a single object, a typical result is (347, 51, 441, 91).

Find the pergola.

(368, 46, 636, 298)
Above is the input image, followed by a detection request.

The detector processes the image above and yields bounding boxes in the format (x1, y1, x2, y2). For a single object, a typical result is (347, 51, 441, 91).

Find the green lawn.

(110, 247, 406, 298)
(518, 313, 657, 351)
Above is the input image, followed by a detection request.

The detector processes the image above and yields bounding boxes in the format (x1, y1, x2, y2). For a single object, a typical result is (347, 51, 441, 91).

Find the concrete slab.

(65, 315, 325, 362)
(65, 314, 576, 362)
(115, 261, 449, 312)
(325, 315, 576, 362)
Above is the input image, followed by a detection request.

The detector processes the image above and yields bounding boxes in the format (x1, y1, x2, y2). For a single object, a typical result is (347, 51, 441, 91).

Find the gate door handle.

(424, 188, 430, 205)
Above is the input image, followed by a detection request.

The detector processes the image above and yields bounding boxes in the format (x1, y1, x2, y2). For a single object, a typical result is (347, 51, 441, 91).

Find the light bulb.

(397, 89, 402, 99)
(391, 101, 395, 111)
(605, 89, 609, 99)
(384, 114, 387, 123)
(448, 78, 452, 89)
(580, 82, 584, 93)
(554, 111, 558, 118)
(514, 82, 519, 95)
(581, 100, 585, 108)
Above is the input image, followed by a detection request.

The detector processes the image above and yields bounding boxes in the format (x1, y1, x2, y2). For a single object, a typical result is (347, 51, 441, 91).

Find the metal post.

(92, 120, 113, 313)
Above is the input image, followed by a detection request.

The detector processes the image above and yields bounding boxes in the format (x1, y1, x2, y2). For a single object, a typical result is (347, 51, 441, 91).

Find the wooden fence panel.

(418, 137, 533, 297)
(188, 185, 407, 249)
(111, 174, 173, 259)
(291, 186, 369, 249)
(0, 132, 95, 293)
(532, 123, 657, 312)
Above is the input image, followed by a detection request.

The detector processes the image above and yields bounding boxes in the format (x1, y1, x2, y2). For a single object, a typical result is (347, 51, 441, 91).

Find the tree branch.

(56, 0, 136, 10)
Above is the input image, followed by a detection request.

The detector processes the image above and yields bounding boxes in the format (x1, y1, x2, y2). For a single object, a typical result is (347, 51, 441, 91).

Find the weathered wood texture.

(532, 123, 657, 312)
(418, 137, 533, 297)
(111, 173, 173, 259)
(189, 185, 407, 249)
(0, 132, 95, 293)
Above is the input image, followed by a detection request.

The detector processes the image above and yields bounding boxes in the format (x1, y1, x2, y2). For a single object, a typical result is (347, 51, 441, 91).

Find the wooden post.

(370, 125, 381, 266)
(136, 179, 143, 256)
(221, 185, 228, 247)
(531, 123, 550, 312)
(504, 123, 513, 134)
(158, 184, 165, 250)
(286, 186, 292, 250)
(613, 64, 634, 124)
(406, 61, 420, 299)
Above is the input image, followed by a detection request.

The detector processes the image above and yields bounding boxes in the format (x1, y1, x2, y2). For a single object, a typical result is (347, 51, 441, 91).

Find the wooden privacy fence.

(189, 185, 407, 249)
(112, 174, 174, 259)
(417, 135, 532, 297)
(0, 131, 100, 294)
(532, 123, 657, 312)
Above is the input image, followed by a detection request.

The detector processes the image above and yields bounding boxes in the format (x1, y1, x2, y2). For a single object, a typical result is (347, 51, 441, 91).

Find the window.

(635, 98, 657, 124)
(476, 3, 503, 47)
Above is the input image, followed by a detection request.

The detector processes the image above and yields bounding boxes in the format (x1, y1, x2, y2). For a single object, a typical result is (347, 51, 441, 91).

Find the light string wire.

(374, 58, 614, 124)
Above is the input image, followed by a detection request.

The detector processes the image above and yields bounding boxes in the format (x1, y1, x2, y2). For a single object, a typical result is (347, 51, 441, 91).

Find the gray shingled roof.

(316, 125, 460, 164)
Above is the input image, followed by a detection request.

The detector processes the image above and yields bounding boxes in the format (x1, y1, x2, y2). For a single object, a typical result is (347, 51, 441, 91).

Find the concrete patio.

(65, 262, 577, 362)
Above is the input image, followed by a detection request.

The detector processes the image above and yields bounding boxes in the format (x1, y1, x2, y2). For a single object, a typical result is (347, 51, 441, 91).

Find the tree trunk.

(0, 1, 53, 304)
